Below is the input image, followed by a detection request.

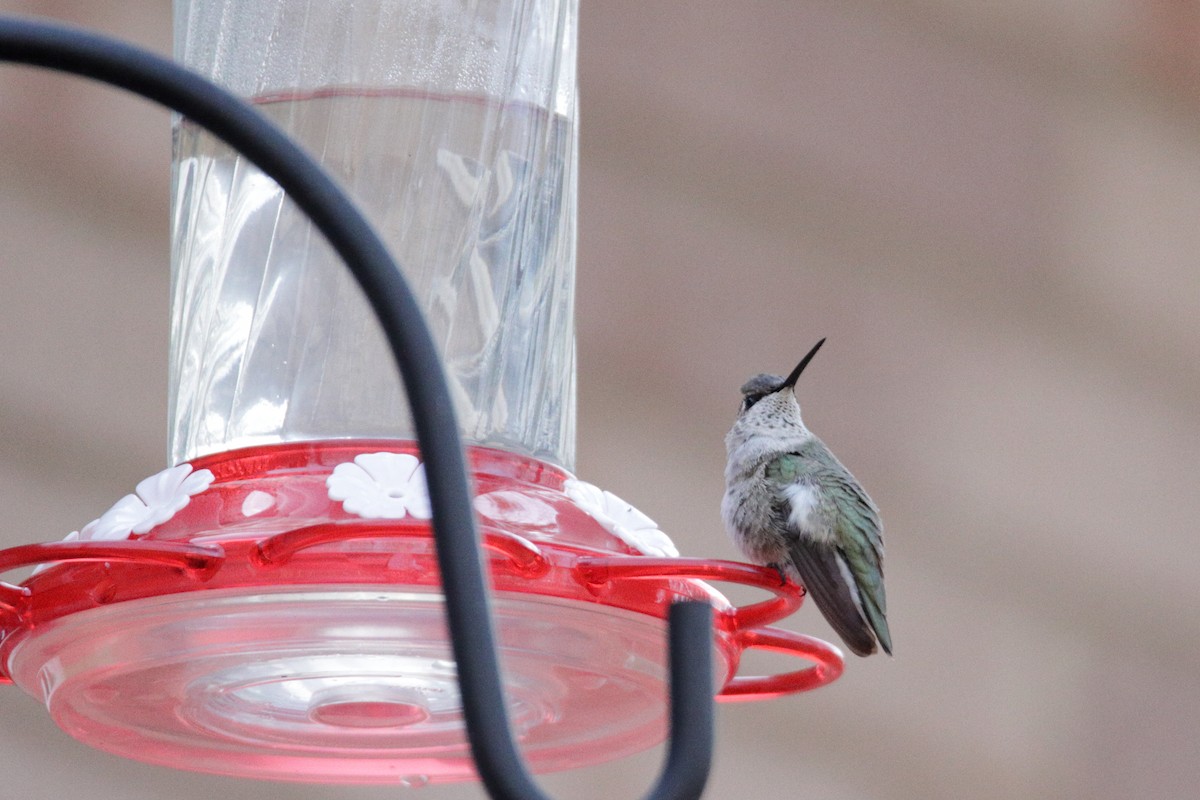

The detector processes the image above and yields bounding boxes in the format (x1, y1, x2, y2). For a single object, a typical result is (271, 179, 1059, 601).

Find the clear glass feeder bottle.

(170, 0, 578, 467)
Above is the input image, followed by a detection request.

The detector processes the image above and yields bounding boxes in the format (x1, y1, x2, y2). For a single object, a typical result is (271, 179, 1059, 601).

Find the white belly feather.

(783, 482, 821, 533)
(783, 481, 841, 545)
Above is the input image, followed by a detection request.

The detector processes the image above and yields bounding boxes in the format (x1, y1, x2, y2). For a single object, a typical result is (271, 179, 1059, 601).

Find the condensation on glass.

(170, 0, 578, 468)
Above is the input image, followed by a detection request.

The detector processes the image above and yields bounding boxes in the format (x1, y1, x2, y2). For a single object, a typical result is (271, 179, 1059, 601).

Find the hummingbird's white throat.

(724, 388, 812, 480)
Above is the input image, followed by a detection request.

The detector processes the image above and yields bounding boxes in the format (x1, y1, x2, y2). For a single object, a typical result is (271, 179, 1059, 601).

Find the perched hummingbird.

(721, 338, 891, 657)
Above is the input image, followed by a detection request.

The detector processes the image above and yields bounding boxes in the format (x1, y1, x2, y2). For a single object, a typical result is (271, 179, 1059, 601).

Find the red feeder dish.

(0, 441, 841, 784)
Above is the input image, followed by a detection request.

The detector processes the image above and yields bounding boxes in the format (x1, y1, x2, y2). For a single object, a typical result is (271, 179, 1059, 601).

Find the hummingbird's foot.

(766, 563, 788, 587)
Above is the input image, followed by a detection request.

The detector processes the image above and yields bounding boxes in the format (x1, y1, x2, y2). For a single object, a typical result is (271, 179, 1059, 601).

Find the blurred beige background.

(2, 1, 1199, 798)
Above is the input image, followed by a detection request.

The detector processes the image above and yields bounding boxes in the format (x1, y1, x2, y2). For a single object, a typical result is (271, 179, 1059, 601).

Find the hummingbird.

(721, 338, 891, 657)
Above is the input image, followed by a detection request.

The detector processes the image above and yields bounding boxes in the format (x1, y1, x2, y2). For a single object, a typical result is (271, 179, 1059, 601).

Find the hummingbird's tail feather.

(859, 582, 892, 656)
(788, 538, 879, 657)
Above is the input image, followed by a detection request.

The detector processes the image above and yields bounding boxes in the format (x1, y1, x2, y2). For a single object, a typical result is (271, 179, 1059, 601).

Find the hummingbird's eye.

(741, 392, 766, 413)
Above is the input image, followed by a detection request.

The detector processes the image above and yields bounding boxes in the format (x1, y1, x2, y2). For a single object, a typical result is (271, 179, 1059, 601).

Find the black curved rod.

(0, 15, 713, 800)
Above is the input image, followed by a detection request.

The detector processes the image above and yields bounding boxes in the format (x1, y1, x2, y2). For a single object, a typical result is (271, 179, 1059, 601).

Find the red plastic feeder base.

(0, 441, 842, 784)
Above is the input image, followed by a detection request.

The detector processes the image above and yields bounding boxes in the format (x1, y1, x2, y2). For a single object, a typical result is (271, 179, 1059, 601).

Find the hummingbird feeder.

(0, 1, 843, 793)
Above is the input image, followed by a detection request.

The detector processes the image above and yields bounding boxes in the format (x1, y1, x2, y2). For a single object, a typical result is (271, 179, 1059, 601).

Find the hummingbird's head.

(729, 338, 825, 452)
(736, 337, 825, 415)
(737, 372, 790, 416)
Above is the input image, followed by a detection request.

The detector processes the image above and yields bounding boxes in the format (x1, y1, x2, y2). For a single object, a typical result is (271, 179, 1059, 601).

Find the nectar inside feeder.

(0, 0, 844, 786)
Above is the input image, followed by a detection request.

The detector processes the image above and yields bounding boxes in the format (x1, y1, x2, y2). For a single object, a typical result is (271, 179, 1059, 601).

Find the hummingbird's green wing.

(823, 462, 891, 656)
(767, 445, 891, 656)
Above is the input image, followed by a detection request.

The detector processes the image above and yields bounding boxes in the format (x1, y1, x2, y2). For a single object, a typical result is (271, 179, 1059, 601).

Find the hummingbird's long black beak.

(781, 338, 826, 391)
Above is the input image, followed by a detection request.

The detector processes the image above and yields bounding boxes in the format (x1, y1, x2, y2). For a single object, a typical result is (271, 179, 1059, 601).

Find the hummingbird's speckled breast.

(721, 429, 807, 572)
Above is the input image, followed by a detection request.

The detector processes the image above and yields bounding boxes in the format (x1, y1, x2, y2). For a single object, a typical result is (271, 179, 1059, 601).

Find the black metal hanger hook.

(0, 15, 713, 800)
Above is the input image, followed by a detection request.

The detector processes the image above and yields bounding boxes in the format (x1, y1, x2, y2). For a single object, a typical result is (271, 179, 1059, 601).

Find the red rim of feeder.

(0, 441, 843, 699)
(0, 541, 843, 699)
